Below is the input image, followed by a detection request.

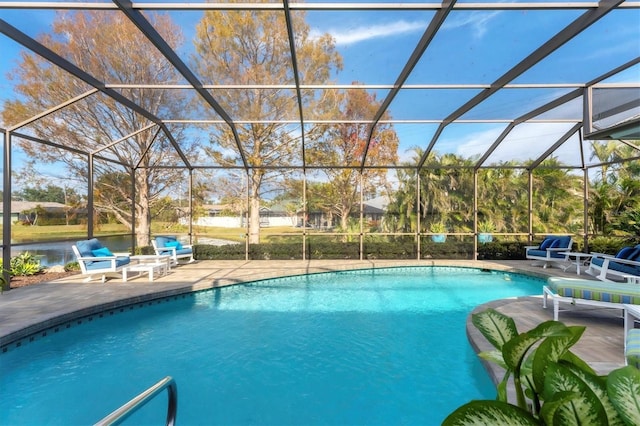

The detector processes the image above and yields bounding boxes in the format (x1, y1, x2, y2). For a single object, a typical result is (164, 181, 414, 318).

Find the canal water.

(6, 236, 134, 267)
(6, 236, 235, 267)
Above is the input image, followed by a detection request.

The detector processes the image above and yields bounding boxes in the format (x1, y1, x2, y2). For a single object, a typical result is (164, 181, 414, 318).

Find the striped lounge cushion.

(627, 329, 640, 368)
(547, 277, 640, 304)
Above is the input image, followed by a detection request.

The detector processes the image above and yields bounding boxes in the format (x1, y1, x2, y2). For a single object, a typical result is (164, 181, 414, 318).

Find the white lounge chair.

(72, 238, 131, 282)
(152, 236, 194, 265)
(586, 244, 640, 282)
(543, 277, 640, 320)
(525, 235, 573, 268)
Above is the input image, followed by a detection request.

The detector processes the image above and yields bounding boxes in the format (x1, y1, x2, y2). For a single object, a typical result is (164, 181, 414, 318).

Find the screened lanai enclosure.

(0, 1, 639, 286)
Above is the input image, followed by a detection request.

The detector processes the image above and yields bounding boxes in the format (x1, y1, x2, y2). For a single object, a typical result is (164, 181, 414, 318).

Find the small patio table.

(559, 252, 593, 276)
(123, 254, 171, 282)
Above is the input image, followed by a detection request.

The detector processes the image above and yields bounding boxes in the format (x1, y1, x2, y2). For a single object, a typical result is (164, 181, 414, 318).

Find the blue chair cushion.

(625, 247, 640, 262)
(553, 236, 572, 249)
(528, 249, 566, 259)
(84, 257, 130, 271)
(175, 248, 193, 256)
(590, 257, 640, 275)
(155, 236, 177, 248)
(539, 237, 555, 250)
(627, 329, 640, 369)
(549, 239, 562, 248)
(76, 238, 103, 258)
(528, 249, 547, 258)
(617, 247, 636, 259)
(165, 240, 183, 250)
(92, 247, 113, 257)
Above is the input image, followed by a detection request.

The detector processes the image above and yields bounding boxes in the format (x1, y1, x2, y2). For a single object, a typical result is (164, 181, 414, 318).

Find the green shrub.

(249, 243, 304, 260)
(64, 261, 80, 272)
(194, 244, 246, 260)
(9, 252, 44, 276)
(306, 242, 360, 259)
(422, 240, 474, 259)
(478, 241, 528, 260)
(588, 236, 637, 255)
(363, 241, 416, 259)
(133, 245, 156, 255)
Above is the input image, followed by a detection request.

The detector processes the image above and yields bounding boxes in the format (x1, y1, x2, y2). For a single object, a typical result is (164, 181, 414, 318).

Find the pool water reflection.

(0, 266, 543, 425)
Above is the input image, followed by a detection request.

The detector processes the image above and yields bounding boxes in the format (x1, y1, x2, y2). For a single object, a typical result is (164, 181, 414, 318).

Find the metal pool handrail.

(94, 376, 177, 426)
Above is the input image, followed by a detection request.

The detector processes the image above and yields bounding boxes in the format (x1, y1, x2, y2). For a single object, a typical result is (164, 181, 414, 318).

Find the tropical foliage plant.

(443, 308, 640, 425)
(429, 221, 447, 234)
(478, 219, 496, 233)
(9, 252, 44, 276)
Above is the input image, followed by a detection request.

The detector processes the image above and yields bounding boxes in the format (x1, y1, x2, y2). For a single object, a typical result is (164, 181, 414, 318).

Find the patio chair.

(152, 236, 194, 265)
(627, 328, 640, 368)
(543, 277, 640, 321)
(525, 235, 573, 268)
(72, 238, 131, 283)
(586, 244, 640, 282)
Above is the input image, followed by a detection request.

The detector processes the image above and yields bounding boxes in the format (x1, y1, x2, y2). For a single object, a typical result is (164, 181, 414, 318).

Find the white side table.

(122, 262, 165, 282)
(131, 255, 171, 273)
(560, 252, 593, 275)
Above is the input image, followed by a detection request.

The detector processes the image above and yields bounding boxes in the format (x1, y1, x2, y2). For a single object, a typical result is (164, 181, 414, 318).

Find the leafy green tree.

(478, 165, 528, 233)
(192, 8, 342, 244)
(389, 148, 474, 234)
(531, 158, 584, 234)
(14, 185, 68, 204)
(2, 11, 193, 246)
(384, 167, 419, 233)
(306, 86, 399, 232)
(589, 142, 640, 237)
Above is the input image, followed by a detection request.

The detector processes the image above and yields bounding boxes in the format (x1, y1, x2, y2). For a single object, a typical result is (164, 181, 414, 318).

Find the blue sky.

(1, 3, 639, 177)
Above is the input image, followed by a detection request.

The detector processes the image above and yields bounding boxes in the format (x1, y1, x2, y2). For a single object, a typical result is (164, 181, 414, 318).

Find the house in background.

(0, 201, 70, 224)
(189, 197, 391, 229)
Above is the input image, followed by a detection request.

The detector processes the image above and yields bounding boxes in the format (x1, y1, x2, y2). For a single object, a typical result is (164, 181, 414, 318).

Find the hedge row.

(191, 240, 531, 261)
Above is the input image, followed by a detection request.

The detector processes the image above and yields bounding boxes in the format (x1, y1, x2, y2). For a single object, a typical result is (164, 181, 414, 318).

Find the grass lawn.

(4, 223, 322, 244)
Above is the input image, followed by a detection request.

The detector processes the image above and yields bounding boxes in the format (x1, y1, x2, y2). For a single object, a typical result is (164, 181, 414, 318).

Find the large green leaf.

(502, 321, 572, 371)
(541, 363, 608, 425)
(478, 349, 507, 370)
(559, 350, 597, 377)
(442, 400, 538, 426)
(531, 326, 586, 393)
(471, 309, 518, 351)
(607, 366, 640, 426)
(563, 361, 624, 426)
(539, 390, 582, 425)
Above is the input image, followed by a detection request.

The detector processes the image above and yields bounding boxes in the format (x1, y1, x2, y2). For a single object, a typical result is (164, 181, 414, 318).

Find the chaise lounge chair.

(542, 276, 640, 321)
(586, 244, 640, 282)
(152, 236, 194, 265)
(72, 238, 131, 283)
(525, 235, 573, 268)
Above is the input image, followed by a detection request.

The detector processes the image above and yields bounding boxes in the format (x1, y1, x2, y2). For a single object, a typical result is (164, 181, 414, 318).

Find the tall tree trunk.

(249, 171, 262, 245)
(135, 170, 151, 247)
(340, 210, 350, 231)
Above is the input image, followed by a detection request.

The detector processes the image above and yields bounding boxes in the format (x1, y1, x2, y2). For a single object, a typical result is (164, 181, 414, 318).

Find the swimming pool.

(0, 266, 543, 425)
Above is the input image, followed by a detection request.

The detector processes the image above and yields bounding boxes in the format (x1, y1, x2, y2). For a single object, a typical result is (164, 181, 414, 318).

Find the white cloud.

(442, 11, 500, 38)
(311, 10, 501, 48)
(312, 20, 427, 46)
(451, 123, 586, 166)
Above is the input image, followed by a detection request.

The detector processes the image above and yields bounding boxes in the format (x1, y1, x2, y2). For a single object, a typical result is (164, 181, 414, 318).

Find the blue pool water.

(0, 267, 543, 425)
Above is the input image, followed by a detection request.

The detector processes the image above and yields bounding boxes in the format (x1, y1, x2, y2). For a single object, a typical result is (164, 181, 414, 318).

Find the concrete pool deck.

(0, 259, 628, 380)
